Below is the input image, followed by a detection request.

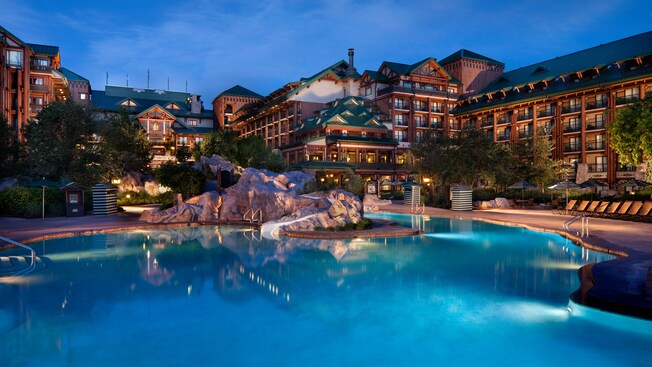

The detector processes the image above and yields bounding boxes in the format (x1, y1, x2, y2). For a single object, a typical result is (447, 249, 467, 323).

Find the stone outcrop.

(194, 154, 239, 175)
(140, 167, 363, 231)
(139, 191, 221, 223)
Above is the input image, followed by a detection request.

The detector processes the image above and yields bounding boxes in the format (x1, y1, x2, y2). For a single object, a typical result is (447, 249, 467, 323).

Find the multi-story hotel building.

(1, 26, 89, 139)
(92, 86, 215, 167)
(212, 85, 262, 128)
(453, 30, 652, 186)
(222, 31, 652, 187)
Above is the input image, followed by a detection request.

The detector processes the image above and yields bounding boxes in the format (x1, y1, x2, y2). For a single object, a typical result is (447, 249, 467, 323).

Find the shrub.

(154, 163, 206, 199)
(0, 186, 65, 217)
(356, 219, 373, 230)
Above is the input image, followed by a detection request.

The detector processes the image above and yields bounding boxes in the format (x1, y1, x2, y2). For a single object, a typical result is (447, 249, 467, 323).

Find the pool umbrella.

(579, 178, 608, 199)
(24, 179, 62, 219)
(508, 180, 536, 201)
(619, 179, 652, 187)
(548, 180, 581, 213)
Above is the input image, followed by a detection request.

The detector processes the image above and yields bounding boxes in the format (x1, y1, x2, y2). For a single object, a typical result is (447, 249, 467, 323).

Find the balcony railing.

(497, 115, 511, 124)
(30, 64, 51, 72)
(432, 123, 443, 129)
(586, 140, 605, 151)
(585, 100, 608, 110)
(518, 131, 533, 139)
(561, 105, 581, 114)
(563, 144, 581, 152)
(616, 96, 639, 105)
(537, 109, 554, 118)
(586, 120, 605, 130)
(431, 107, 443, 113)
(416, 121, 429, 128)
(450, 124, 461, 130)
(30, 85, 48, 91)
(618, 165, 637, 172)
(395, 120, 408, 126)
(496, 132, 510, 141)
(414, 106, 428, 112)
(563, 124, 581, 133)
(588, 164, 607, 173)
(480, 119, 494, 127)
(516, 113, 533, 121)
(395, 103, 408, 110)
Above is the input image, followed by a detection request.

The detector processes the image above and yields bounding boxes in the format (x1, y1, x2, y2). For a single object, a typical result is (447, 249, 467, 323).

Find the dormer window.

(121, 100, 137, 107)
(166, 102, 180, 110)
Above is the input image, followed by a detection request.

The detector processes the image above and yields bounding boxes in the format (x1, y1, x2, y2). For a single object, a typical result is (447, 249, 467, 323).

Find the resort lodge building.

(220, 31, 652, 187)
(92, 86, 215, 167)
(1, 26, 90, 140)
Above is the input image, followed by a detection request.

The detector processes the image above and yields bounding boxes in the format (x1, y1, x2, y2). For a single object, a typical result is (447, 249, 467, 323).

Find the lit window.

(36, 58, 49, 66)
(188, 119, 198, 126)
(80, 93, 87, 100)
(32, 97, 44, 105)
(153, 123, 160, 131)
(6, 50, 23, 66)
(179, 136, 188, 145)
(121, 100, 137, 107)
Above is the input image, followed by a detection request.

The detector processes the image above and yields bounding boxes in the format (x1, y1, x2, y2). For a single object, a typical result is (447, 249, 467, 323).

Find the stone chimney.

(346, 48, 358, 77)
(190, 95, 202, 114)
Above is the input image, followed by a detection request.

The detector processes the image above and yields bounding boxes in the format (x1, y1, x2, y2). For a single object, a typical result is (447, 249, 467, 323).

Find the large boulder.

(139, 191, 221, 223)
(363, 194, 392, 211)
(195, 154, 239, 175)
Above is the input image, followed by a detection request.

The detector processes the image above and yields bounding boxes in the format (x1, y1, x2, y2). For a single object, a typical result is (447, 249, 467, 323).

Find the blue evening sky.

(2, 0, 652, 103)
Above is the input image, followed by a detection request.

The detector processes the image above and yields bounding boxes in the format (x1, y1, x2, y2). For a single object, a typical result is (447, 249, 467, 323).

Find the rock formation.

(363, 194, 393, 211)
(139, 167, 364, 232)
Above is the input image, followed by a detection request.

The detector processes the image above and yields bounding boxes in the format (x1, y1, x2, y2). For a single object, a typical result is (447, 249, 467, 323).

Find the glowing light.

(187, 285, 192, 296)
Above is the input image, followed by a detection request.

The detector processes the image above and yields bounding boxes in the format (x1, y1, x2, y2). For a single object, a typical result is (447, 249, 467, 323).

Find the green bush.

(392, 191, 404, 200)
(117, 190, 173, 205)
(154, 163, 206, 199)
(0, 186, 65, 217)
(356, 219, 373, 230)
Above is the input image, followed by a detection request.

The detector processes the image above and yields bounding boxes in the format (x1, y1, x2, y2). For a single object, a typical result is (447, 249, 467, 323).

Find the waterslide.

(260, 213, 319, 241)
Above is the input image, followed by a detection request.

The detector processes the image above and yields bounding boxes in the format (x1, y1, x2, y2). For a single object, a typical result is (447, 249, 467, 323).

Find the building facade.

(92, 86, 215, 167)
(212, 85, 262, 128)
(453, 31, 652, 186)
(1, 26, 89, 139)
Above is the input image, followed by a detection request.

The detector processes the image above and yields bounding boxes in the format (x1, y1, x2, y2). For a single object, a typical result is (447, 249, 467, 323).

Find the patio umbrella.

(548, 180, 581, 212)
(579, 178, 608, 199)
(508, 179, 536, 201)
(24, 179, 62, 219)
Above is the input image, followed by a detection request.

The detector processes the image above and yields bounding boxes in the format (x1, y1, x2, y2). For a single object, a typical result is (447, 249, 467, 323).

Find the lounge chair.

(620, 201, 643, 221)
(599, 201, 622, 218)
(569, 200, 590, 215)
(633, 202, 652, 221)
(604, 200, 632, 219)
(554, 199, 577, 214)
(588, 201, 609, 217)
(579, 200, 601, 216)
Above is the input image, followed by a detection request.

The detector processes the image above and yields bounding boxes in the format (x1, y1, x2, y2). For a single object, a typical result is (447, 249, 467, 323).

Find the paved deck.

(0, 204, 650, 319)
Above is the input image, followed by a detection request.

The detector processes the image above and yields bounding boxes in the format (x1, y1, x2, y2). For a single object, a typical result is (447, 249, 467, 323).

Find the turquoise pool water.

(1, 213, 650, 366)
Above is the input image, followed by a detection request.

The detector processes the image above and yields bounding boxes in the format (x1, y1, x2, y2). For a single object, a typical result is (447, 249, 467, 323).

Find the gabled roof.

(475, 30, 652, 98)
(378, 57, 461, 84)
(27, 43, 59, 57)
(217, 85, 263, 98)
(92, 86, 214, 119)
(296, 96, 388, 133)
(0, 26, 30, 48)
(136, 104, 177, 120)
(439, 49, 504, 66)
(362, 70, 389, 83)
(58, 67, 89, 82)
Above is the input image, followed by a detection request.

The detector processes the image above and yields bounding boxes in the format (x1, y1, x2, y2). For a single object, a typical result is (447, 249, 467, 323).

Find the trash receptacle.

(450, 185, 472, 211)
(92, 182, 118, 215)
(403, 182, 422, 206)
(62, 182, 85, 217)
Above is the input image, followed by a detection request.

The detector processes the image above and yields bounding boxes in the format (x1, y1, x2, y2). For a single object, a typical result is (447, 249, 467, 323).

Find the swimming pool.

(1, 213, 650, 366)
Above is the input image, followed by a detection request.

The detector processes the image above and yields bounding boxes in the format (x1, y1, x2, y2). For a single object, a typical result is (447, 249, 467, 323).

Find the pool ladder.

(564, 215, 589, 237)
(0, 235, 42, 277)
(243, 208, 263, 224)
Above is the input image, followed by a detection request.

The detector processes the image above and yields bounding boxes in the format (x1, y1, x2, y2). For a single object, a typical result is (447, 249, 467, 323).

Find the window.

(32, 97, 43, 105)
(365, 86, 372, 96)
(431, 102, 442, 113)
(179, 136, 188, 146)
(395, 114, 406, 125)
(416, 131, 424, 141)
(80, 93, 87, 100)
(30, 77, 44, 85)
(431, 117, 440, 128)
(616, 88, 639, 104)
(394, 98, 406, 109)
(166, 103, 180, 110)
(366, 152, 376, 164)
(195, 137, 203, 145)
(188, 119, 198, 126)
(153, 123, 160, 131)
(35, 58, 49, 66)
(121, 100, 137, 107)
(6, 50, 23, 66)
(394, 130, 406, 142)
(414, 100, 426, 111)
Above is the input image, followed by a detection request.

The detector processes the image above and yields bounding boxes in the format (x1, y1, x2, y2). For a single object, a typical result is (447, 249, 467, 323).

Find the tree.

(0, 114, 21, 178)
(608, 98, 652, 166)
(192, 129, 238, 162)
(509, 128, 566, 191)
(154, 162, 206, 199)
(23, 100, 106, 186)
(102, 109, 152, 177)
(176, 145, 192, 163)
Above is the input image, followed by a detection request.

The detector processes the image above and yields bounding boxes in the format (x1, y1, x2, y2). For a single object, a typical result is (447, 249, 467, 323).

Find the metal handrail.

(243, 208, 263, 224)
(563, 215, 589, 237)
(0, 235, 37, 276)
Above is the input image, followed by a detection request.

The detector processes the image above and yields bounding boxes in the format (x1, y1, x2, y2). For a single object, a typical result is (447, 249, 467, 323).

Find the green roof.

(58, 67, 88, 82)
(92, 86, 214, 118)
(439, 49, 504, 66)
(218, 85, 263, 98)
(296, 96, 388, 133)
(363, 70, 389, 83)
(325, 135, 398, 146)
(477, 30, 652, 97)
(0, 25, 30, 48)
(458, 30, 652, 113)
(27, 43, 59, 56)
(378, 57, 461, 84)
(288, 161, 354, 170)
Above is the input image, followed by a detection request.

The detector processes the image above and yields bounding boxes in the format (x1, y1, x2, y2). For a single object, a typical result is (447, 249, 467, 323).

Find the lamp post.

(393, 145, 398, 181)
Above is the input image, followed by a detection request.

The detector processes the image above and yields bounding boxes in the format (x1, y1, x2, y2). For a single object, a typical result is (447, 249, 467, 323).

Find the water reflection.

(0, 219, 616, 361)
